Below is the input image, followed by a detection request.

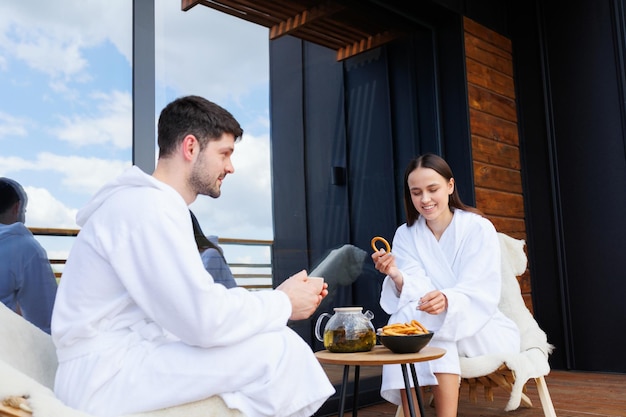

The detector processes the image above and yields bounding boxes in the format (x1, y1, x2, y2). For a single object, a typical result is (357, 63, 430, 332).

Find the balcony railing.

(30, 228, 273, 291)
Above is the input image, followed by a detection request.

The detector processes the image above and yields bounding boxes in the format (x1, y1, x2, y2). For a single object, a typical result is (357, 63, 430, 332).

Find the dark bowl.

(378, 331, 434, 354)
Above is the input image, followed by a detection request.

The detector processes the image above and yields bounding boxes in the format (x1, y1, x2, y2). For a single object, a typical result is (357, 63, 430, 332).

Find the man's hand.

(277, 270, 329, 320)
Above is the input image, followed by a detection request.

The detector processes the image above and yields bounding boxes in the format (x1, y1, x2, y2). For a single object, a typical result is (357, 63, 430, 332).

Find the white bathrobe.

(379, 210, 520, 405)
(52, 166, 334, 417)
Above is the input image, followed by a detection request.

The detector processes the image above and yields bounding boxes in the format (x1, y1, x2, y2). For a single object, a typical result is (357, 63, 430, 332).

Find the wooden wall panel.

(469, 109, 519, 146)
(487, 216, 526, 236)
(464, 32, 513, 76)
(467, 84, 517, 121)
(464, 17, 533, 308)
(474, 188, 525, 217)
(466, 60, 516, 99)
(473, 161, 522, 193)
(464, 17, 512, 53)
(472, 135, 520, 169)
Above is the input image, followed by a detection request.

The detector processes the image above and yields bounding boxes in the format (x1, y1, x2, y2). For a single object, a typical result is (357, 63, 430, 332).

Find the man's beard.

(189, 161, 221, 198)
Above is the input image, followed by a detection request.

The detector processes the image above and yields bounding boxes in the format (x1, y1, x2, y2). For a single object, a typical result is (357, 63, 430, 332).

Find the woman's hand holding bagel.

(370, 236, 403, 291)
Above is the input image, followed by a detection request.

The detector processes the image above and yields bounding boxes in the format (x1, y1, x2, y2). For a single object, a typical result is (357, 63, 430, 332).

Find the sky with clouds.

(0, 1, 272, 264)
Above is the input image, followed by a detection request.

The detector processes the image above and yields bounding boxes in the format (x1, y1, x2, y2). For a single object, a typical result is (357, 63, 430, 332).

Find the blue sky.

(0, 1, 273, 263)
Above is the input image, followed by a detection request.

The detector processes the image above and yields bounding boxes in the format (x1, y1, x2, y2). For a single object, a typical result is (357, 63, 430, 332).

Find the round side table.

(315, 345, 446, 417)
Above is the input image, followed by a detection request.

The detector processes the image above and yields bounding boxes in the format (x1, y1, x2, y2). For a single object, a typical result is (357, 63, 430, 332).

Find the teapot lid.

(333, 307, 363, 312)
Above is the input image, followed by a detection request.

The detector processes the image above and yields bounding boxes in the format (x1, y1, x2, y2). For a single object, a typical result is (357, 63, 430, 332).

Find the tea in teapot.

(315, 307, 376, 353)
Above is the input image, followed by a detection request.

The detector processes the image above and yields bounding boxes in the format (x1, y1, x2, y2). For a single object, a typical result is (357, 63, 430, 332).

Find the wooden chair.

(395, 233, 557, 417)
(0, 302, 243, 417)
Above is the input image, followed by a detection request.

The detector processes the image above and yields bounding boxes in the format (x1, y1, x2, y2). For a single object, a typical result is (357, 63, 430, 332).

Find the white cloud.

(23, 186, 77, 228)
(0, 0, 268, 105)
(0, 155, 32, 173)
(155, 0, 269, 103)
(0, 153, 130, 196)
(48, 80, 81, 100)
(14, 35, 89, 81)
(35, 153, 131, 195)
(51, 90, 132, 149)
(0, 111, 28, 138)
(0, 1, 132, 82)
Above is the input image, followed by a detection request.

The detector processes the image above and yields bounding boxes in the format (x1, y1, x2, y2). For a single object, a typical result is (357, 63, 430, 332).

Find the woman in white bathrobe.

(372, 154, 520, 417)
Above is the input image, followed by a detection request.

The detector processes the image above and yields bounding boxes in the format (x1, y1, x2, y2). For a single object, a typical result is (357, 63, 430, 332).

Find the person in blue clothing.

(0, 177, 57, 334)
(190, 210, 238, 289)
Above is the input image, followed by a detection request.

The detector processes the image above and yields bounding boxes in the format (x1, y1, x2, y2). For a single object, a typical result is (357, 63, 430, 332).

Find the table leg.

(352, 365, 360, 417)
(338, 365, 350, 417)
(410, 364, 426, 417)
(400, 364, 417, 417)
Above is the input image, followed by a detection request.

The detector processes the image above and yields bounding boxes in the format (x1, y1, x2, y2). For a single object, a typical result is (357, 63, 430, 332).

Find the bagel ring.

(371, 236, 391, 253)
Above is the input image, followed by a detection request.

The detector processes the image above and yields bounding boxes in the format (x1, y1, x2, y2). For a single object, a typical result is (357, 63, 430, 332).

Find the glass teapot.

(315, 307, 376, 353)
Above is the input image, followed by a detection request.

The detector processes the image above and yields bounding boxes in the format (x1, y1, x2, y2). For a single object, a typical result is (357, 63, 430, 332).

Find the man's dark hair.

(0, 179, 20, 214)
(157, 95, 243, 158)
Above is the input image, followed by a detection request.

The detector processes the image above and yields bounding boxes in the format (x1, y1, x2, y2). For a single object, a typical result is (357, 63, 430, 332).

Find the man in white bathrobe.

(52, 96, 335, 417)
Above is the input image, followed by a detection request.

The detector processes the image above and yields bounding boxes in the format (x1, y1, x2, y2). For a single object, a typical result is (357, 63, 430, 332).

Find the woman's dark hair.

(403, 153, 482, 226)
(157, 95, 244, 158)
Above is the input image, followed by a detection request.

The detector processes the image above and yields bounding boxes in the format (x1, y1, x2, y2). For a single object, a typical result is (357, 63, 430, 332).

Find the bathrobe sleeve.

(380, 224, 437, 314)
(100, 188, 292, 348)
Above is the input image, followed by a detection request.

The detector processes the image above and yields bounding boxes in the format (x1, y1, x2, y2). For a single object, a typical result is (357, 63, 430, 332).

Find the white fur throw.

(0, 302, 243, 417)
(459, 233, 554, 411)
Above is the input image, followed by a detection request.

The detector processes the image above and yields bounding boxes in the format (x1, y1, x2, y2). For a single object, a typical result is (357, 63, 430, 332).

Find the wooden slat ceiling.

(181, 0, 408, 61)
